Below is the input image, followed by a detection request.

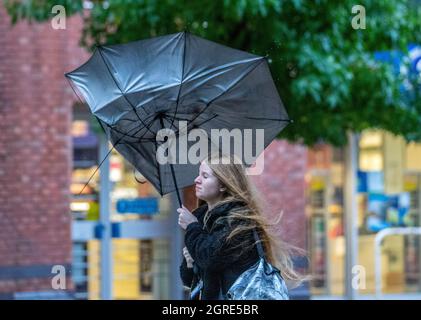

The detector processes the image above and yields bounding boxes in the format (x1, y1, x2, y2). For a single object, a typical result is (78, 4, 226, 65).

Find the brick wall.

(0, 4, 87, 296)
(251, 140, 307, 250)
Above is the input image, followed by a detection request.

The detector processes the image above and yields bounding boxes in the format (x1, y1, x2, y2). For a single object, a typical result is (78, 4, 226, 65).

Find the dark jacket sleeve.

(184, 220, 242, 272)
(179, 256, 194, 287)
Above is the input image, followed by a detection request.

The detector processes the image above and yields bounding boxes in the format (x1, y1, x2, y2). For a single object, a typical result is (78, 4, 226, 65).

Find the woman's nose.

(194, 176, 200, 184)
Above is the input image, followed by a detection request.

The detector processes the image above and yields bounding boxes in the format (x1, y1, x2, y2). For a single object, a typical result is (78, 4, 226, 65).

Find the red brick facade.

(0, 4, 87, 296)
(251, 140, 307, 250)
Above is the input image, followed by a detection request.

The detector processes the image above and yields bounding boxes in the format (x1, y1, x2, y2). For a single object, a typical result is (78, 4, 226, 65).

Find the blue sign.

(366, 192, 411, 232)
(357, 171, 367, 193)
(374, 44, 421, 102)
(367, 171, 384, 193)
(374, 44, 421, 76)
(116, 197, 158, 215)
(357, 171, 385, 193)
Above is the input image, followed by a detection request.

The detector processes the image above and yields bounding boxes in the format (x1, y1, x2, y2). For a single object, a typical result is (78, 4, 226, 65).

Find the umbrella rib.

(161, 114, 185, 130)
(163, 113, 215, 138)
(162, 114, 191, 122)
(180, 56, 264, 87)
(153, 137, 163, 196)
(244, 116, 293, 122)
(94, 116, 107, 135)
(173, 114, 218, 137)
(77, 143, 116, 195)
(119, 140, 155, 146)
(79, 113, 161, 195)
(117, 117, 141, 123)
(105, 108, 160, 141)
(164, 112, 292, 127)
(169, 31, 187, 130)
(173, 58, 266, 137)
(108, 115, 160, 143)
(67, 69, 158, 141)
(96, 46, 157, 137)
(66, 76, 88, 107)
(161, 116, 178, 131)
(117, 138, 157, 144)
(105, 122, 147, 140)
(129, 115, 161, 143)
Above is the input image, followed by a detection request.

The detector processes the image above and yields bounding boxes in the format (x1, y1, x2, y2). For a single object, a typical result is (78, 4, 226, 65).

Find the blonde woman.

(177, 154, 302, 300)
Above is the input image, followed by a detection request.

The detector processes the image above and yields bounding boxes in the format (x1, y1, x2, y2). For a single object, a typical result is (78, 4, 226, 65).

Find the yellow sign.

(310, 178, 325, 191)
(406, 142, 421, 171)
(383, 132, 405, 194)
(404, 175, 418, 192)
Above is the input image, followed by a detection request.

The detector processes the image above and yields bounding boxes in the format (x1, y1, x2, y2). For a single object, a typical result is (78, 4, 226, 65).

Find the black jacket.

(179, 201, 260, 300)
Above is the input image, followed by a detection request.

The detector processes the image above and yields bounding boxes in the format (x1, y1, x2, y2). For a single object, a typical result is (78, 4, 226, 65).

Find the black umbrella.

(65, 31, 291, 206)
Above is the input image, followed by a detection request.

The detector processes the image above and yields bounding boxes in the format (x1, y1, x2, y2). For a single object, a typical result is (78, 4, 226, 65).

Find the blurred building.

(306, 132, 421, 298)
(0, 4, 82, 298)
(1, 2, 420, 300)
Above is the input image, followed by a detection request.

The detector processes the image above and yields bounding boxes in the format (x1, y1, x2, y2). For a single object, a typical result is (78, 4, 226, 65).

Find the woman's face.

(194, 161, 223, 202)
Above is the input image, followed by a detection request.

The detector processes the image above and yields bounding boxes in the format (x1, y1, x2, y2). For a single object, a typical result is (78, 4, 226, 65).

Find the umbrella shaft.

(159, 116, 182, 207)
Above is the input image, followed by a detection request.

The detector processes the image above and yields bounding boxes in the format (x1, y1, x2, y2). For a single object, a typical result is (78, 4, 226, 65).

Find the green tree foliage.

(4, 0, 421, 146)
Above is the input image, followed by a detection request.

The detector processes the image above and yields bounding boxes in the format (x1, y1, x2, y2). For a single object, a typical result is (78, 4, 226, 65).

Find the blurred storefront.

(307, 130, 421, 298)
(70, 104, 175, 300)
(70, 107, 421, 299)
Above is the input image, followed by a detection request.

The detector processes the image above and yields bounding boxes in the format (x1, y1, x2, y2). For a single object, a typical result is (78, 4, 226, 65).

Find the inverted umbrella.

(65, 31, 291, 206)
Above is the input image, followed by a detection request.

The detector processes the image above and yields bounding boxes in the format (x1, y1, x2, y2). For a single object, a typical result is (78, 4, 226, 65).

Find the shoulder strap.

(253, 228, 265, 258)
(190, 263, 202, 300)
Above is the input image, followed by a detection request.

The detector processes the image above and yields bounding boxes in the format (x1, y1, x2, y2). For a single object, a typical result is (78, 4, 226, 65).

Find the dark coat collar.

(193, 200, 246, 230)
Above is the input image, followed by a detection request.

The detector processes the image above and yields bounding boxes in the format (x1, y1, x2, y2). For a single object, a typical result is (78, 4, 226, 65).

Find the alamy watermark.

(51, 265, 66, 290)
(351, 5, 366, 30)
(352, 265, 366, 290)
(155, 121, 266, 175)
(51, 5, 66, 30)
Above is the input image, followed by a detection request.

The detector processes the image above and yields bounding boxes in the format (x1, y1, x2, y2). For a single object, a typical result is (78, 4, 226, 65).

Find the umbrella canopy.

(65, 31, 291, 203)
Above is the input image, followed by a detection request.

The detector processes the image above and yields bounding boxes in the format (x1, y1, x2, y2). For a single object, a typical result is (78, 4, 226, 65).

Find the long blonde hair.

(198, 153, 306, 287)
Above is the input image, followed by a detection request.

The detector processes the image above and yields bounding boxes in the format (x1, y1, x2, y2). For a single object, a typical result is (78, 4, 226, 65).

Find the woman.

(177, 153, 302, 300)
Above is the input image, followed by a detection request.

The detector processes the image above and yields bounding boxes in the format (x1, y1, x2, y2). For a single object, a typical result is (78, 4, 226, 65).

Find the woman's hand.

(183, 247, 194, 268)
(177, 205, 198, 230)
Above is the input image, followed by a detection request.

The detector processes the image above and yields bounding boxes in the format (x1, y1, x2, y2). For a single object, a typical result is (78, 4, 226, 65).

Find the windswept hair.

(198, 153, 308, 287)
